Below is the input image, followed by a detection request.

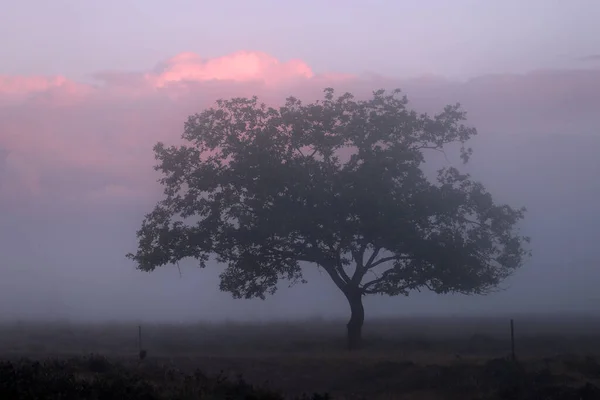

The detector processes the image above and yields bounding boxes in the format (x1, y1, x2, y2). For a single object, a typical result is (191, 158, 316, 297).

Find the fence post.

(138, 325, 147, 361)
(510, 319, 516, 362)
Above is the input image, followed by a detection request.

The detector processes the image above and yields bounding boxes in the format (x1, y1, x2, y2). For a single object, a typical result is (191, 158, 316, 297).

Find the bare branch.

(349, 243, 368, 284)
(327, 244, 351, 285)
(321, 263, 349, 291)
(363, 247, 381, 270)
(294, 146, 305, 157)
(415, 144, 451, 164)
(176, 261, 183, 278)
(361, 268, 410, 295)
(366, 254, 412, 270)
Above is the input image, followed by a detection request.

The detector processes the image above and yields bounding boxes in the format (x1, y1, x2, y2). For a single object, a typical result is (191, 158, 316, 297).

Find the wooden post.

(138, 325, 147, 361)
(138, 325, 142, 352)
(510, 319, 516, 362)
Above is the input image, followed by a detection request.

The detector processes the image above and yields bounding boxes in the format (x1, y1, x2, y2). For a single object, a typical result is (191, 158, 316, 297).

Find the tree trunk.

(345, 290, 365, 351)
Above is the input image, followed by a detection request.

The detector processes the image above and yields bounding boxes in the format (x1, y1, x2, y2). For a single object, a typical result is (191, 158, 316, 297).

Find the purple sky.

(0, 1, 599, 322)
(1, 0, 599, 80)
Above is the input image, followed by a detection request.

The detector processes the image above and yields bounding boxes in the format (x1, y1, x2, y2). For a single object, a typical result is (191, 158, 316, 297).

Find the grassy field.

(1, 314, 600, 399)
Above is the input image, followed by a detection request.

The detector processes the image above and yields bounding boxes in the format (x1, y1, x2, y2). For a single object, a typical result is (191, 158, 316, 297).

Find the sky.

(0, 1, 599, 322)
(2, 0, 600, 80)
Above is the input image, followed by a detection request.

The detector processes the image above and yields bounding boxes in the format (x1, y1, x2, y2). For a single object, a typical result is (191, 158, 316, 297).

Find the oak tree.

(127, 88, 530, 350)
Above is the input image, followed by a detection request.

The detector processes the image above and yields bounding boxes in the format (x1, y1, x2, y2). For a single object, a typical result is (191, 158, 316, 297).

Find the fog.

(1, 3, 599, 323)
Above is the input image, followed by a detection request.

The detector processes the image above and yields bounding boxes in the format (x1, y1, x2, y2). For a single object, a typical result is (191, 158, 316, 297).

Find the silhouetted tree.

(127, 88, 530, 350)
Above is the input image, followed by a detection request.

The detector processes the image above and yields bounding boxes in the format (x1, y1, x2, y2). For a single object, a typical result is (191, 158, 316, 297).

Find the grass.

(1, 314, 600, 399)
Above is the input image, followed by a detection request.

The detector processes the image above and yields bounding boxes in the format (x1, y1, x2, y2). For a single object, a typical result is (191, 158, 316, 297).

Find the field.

(2, 314, 600, 399)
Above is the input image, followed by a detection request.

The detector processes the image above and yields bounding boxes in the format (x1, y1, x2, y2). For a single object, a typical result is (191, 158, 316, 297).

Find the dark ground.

(1, 314, 600, 399)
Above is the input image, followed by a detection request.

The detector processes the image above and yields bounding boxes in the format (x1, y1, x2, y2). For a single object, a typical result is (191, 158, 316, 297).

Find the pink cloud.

(0, 51, 356, 210)
(0, 50, 599, 214)
(148, 51, 314, 87)
(0, 75, 71, 96)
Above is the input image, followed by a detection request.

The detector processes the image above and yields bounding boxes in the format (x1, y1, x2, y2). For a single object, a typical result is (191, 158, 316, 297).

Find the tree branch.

(363, 247, 381, 269)
(294, 145, 305, 157)
(336, 260, 352, 285)
(415, 145, 451, 163)
(350, 243, 368, 285)
(321, 263, 349, 291)
(361, 268, 410, 295)
(366, 254, 412, 270)
(362, 269, 394, 292)
(326, 244, 351, 285)
(258, 239, 352, 290)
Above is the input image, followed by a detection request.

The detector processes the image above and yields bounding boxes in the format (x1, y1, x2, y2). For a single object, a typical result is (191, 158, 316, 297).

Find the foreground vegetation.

(0, 355, 332, 399)
(2, 353, 600, 399)
(1, 315, 600, 399)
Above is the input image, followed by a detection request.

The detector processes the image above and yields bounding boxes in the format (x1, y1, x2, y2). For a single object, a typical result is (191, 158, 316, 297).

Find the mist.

(1, 3, 600, 325)
(1, 71, 598, 324)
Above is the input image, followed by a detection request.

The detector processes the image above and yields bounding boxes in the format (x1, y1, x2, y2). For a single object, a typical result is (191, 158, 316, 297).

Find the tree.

(127, 88, 530, 350)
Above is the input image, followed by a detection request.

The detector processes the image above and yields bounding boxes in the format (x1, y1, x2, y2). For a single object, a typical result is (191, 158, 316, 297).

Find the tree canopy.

(127, 88, 530, 349)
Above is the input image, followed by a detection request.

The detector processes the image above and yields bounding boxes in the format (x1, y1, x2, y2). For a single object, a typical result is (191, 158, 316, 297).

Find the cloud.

(0, 51, 352, 210)
(578, 54, 600, 62)
(149, 51, 314, 87)
(1, 50, 599, 215)
(90, 51, 316, 92)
